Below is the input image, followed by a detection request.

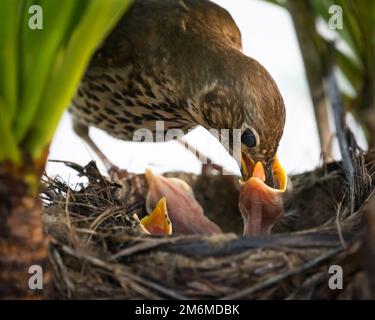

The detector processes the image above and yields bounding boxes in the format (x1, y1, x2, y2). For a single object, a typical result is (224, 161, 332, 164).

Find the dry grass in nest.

(41, 157, 375, 299)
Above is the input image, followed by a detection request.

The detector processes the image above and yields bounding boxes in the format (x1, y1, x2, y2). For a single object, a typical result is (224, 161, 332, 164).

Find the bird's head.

(198, 56, 286, 189)
(197, 55, 287, 235)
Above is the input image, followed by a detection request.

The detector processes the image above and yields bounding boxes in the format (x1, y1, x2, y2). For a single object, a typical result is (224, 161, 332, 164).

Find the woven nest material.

(41, 158, 375, 299)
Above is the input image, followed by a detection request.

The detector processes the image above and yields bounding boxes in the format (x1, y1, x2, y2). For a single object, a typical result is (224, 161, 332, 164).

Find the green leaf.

(0, 0, 20, 123)
(325, 41, 362, 92)
(14, 0, 84, 141)
(26, 0, 133, 158)
(0, 99, 21, 164)
(0, 0, 132, 165)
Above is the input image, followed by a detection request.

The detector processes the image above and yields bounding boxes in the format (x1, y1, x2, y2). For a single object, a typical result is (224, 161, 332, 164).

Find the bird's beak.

(272, 156, 287, 192)
(239, 153, 287, 236)
(240, 152, 287, 191)
(140, 197, 173, 236)
(240, 151, 255, 182)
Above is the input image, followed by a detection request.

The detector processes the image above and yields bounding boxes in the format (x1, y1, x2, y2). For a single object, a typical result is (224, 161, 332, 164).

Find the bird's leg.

(72, 119, 121, 173)
(71, 120, 142, 194)
(202, 159, 223, 176)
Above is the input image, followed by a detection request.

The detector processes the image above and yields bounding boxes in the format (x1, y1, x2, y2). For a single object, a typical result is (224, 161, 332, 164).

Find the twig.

(52, 238, 188, 300)
(221, 248, 342, 299)
(335, 196, 348, 249)
(325, 67, 355, 213)
(109, 238, 177, 260)
(160, 233, 352, 257)
(110, 235, 204, 260)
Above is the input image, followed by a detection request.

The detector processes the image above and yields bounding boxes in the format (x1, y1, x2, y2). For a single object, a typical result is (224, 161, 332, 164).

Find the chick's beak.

(239, 153, 287, 236)
(240, 152, 287, 191)
(141, 197, 172, 236)
(144, 169, 222, 235)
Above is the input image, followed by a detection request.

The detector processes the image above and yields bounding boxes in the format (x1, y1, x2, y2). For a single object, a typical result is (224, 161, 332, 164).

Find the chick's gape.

(70, 0, 287, 236)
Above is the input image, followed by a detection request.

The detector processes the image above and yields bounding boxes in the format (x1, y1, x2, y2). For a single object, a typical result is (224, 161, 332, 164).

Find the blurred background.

(46, 0, 369, 180)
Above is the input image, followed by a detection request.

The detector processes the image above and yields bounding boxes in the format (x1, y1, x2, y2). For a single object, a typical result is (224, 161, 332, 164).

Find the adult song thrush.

(70, 0, 287, 235)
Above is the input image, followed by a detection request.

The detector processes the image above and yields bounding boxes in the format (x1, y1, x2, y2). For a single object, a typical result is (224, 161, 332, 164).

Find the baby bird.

(140, 197, 172, 236)
(143, 169, 222, 235)
(239, 157, 287, 236)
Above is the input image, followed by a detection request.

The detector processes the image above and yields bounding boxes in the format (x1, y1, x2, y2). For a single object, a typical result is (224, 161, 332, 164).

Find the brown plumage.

(70, 0, 287, 234)
(70, 0, 285, 180)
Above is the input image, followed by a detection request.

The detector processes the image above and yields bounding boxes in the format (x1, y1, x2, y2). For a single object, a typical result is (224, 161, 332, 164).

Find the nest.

(41, 157, 375, 299)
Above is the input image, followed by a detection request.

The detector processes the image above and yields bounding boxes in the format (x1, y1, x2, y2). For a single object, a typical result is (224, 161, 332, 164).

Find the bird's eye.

(241, 129, 257, 148)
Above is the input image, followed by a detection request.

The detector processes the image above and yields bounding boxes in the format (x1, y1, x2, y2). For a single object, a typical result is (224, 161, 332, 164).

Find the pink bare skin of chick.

(239, 161, 287, 236)
(145, 169, 222, 235)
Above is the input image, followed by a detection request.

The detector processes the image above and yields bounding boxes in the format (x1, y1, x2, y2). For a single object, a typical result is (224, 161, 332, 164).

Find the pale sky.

(46, 0, 366, 181)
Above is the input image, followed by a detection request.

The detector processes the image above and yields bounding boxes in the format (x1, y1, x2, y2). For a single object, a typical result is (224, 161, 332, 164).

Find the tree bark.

(287, 0, 333, 162)
(0, 165, 50, 299)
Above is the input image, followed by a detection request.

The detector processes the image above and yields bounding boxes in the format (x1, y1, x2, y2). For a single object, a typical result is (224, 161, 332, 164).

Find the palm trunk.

(287, 0, 333, 162)
(0, 162, 50, 299)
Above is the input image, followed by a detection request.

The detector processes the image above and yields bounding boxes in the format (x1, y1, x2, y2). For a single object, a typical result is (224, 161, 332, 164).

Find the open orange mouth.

(142, 169, 222, 236)
(141, 197, 172, 236)
(239, 154, 287, 236)
(240, 153, 287, 192)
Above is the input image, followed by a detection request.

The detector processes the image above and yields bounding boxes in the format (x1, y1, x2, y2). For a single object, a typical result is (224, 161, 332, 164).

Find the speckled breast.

(70, 66, 196, 141)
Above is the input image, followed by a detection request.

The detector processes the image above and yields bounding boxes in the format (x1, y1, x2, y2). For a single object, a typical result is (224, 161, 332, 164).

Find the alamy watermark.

(28, 5, 43, 30)
(328, 5, 343, 30)
(328, 265, 343, 290)
(132, 121, 243, 173)
(28, 264, 43, 290)
(27, 4, 344, 31)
